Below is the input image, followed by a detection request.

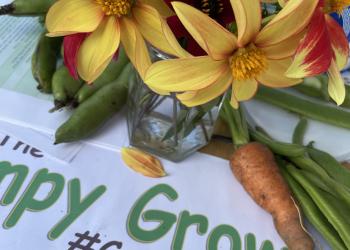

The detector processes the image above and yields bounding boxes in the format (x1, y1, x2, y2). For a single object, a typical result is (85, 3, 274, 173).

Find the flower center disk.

(325, 0, 350, 13)
(96, 0, 132, 17)
(230, 44, 267, 81)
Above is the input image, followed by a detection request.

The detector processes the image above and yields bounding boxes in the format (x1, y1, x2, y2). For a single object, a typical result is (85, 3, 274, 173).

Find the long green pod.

(293, 75, 350, 108)
(0, 0, 55, 15)
(255, 86, 350, 130)
(280, 166, 347, 250)
(290, 156, 350, 207)
(32, 32, 62, 93)
(250, 129, 306, 157)
(74, 48, 129, 105)
(292, 118, 308, 145)
(293, 76, 329, 100)
(287, 166, 350, 249)
(307, 147, 350, 190)
(52, 65, 83, 105)
(55, 64, 132, 143)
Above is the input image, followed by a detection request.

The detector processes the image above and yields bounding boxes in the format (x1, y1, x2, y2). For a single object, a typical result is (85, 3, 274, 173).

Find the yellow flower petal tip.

(121, 147, 167, 178)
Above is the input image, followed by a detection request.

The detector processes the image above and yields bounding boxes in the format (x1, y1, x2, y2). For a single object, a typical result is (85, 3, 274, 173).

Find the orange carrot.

(230, 142, 314, 250)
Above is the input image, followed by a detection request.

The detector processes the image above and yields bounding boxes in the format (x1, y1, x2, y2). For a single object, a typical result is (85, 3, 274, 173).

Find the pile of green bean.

(1, 0, 133, 143)
(251, 120, 350, 250)
(32, 31, 131, 144)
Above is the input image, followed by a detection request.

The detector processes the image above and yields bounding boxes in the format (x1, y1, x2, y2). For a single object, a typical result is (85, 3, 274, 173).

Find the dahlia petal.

(257, 58, 302, 87)
(232, 78, 258, 101)
(132, 4, 190, 58)
(256, 0, 318, 46)
(166, 16, 206, 56)
(260, 30, 306, 60)
(172, 2, 237, 60)
(325, 15, 349, 70)
(230, 0, 261, 47)
(145, 56, 228, 92)
(46, 0, 104, 36)
(230, 90, 239, 109)
(285, 8, 333, 78)
(77, 16, 120, 83)
(138, 0, 174, 17)
(120, 18, 151, 80)
(176, 68, 232, 107)
(328, 59, 346, 105)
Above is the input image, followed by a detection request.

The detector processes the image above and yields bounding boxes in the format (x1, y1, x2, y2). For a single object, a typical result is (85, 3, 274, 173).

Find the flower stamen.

(230, 44, 267, 81)
(96, 0, 132, 17)
(325, 0, 350, 14)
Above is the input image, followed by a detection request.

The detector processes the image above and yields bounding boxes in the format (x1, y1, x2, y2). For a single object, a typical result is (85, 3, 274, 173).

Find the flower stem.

(220, 98, 249, 148)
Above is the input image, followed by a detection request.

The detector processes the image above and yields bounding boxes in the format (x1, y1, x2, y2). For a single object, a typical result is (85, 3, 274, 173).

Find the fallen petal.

(121, 147, 167, 178)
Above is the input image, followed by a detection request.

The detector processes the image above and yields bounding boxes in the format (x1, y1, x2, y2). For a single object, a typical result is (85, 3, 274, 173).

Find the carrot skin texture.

(230, 142, 314, 250)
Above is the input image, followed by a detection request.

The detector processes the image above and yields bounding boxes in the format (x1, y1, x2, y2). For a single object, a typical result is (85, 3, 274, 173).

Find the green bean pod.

(293, 76, 329, 100)
(293, 75, 350, 108)
(291, 156, 350, 208)
(52, 65, 83, 106)
(286, 166, 350, 249)
(32, 32, 62, 93)
(0, 0, 55, 15)
(55, 64, 132, 144)
(255, 86, 350, 130)
(74, 48, 129, 105)
(307, 147, 350, 190)
(292, 118, 308, 145)
(281, 166, 347, 250)
(250, 129, 306, 157)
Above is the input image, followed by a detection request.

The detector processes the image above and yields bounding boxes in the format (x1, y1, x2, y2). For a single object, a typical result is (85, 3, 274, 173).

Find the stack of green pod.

(250, 120, 350, 250)
(221, 102, 350, 249)
(0, 0, 55, 15)
(39, 42, 131, 143)
(1, 0, 133, 143)
(292, 75, 350, 108)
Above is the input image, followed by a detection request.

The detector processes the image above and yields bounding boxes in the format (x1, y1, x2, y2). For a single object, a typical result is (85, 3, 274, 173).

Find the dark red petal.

(217, 0, 234, 25)
(186, 39, 206, 56)
(167, 15, 188, 38)
(63, 33, 87, 79)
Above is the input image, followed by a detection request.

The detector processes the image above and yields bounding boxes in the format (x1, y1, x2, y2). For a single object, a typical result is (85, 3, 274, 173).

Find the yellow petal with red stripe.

(328, 60, 345, 105)
(172, 1, 237, 60)
(285, 8, 333, 78)
(176, 69, 232, 107)
(132, 3, 190, 58)
(230, 0, 261, 47)
(255, 0, 318, 46)
(257, 58, 301, 87)
(120, 18, 151, 80)
(77, 16, 120, 83)
(46, 0, 104, 36)
(145, 56, 228, 92)
(325, 15, 349, 70)
(232, 78, 258, 101)
(121, 147, 166, 178)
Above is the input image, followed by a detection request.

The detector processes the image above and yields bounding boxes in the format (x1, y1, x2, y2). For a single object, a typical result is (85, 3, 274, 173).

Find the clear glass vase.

(126, 49, 224, 162)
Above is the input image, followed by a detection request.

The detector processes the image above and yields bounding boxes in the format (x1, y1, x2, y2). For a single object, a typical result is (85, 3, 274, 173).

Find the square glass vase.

(126, 50, 225, 162)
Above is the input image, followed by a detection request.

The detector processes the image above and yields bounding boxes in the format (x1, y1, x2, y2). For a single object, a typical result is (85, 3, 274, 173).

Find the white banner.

(0, 129, 290, 250)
